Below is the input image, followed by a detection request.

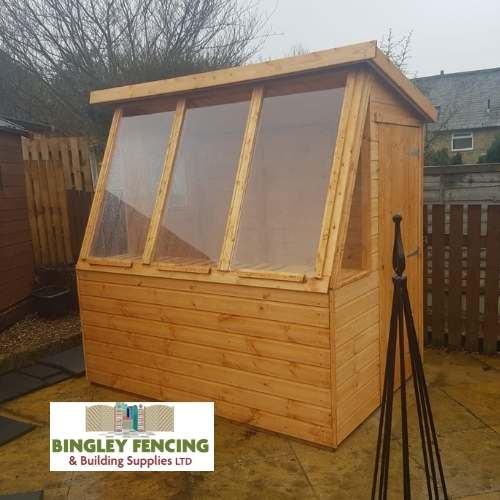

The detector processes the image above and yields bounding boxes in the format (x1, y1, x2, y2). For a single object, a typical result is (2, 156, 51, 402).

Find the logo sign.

(50, 402, 214, 471)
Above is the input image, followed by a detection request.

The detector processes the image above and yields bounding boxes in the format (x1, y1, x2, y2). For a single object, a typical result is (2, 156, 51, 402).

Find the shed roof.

(0, 115, 30, 136)
(90, 41, 436, 122)
(414, 67, 500, 131)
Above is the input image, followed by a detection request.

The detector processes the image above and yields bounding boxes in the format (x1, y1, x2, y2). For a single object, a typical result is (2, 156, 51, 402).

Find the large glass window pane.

(90, 111, 174, 258)
(232, 87, 345, 274)
(155, 100, 249, 265)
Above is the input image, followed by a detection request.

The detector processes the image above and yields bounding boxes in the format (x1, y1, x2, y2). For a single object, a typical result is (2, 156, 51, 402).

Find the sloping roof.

(414, 67, 500, 131)
(0, 115, 30, 136)
(89, 41, 437, 122)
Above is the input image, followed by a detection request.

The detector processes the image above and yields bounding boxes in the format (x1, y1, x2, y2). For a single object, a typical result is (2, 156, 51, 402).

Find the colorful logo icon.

(85, 403, 174, 433)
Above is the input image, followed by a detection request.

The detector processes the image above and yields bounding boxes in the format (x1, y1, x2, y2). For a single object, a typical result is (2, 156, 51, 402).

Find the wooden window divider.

(218, 86, 264, 271)
(142, 99, 187, 265)
(315, 69, 372, 284)
(314, 73, 356, 278)
(79, 108, 122, 260)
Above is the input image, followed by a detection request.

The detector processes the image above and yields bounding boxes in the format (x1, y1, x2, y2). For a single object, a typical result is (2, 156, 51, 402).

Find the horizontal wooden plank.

(0, 209, 29, 223)
(79, 279, 329, 328)
(336, 339, 379, 386)
(90, 42, 377, 104)
(0, 252, 33, 273)
(337, 385, 379, 443)
(0, 231, 31, 248)
(0, 197, 28, 211)
(335, 323, 379, 368)
(85, 343, 331, 407)
(87, 368, 333, 446)
(334, 271, 378, 307)
(80, 306, 330, 366)
(77, 259, 330, 293)
(77, 269, 329, 307)
(84, 325, 330, 388)
(335, 288, 379, 330)
(158, 262, 211, 274)
(335, 305, 379, 347)
(87, 257, 133, 268)
(336, 358, 379, 403)
(86, 353, 332, 426)
(237, 269, 305, 283)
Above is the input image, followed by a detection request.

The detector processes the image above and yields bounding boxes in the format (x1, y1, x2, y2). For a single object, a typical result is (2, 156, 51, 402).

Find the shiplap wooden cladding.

(78, 41, 435, 447)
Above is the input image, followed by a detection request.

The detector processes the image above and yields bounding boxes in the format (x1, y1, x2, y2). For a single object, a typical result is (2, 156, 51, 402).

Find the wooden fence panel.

(447, 205, 463, 347)
(465, 206, 481, 351)
(484, 205, 500, 353)
(22, 135, 96, 267)
(424, 203, 500, 354)
(431, 205, 445, 346)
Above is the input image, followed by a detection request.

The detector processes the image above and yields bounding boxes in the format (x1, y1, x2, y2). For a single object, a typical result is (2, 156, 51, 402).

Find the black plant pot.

(32, 286, 71, 318)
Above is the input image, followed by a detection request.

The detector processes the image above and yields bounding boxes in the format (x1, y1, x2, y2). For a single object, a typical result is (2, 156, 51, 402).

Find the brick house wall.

(428, 126, 500, 164)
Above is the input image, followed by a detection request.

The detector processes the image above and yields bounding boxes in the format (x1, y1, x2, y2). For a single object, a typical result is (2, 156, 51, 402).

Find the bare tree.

(0, 0, 267, 138)
(286, 44, 309, 57)
(379, 28, 413, 75)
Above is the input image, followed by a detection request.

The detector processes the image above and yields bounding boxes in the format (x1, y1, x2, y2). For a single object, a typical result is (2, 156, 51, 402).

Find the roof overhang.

(89, 40, 437, 123)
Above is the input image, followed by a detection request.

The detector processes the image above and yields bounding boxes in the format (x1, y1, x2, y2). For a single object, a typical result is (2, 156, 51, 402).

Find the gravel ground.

(0, 313, 82, 373)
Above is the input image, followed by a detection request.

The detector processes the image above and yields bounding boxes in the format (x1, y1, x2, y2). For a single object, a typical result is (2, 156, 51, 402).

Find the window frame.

(79, 68, 372, 291)
(451, 132, 474, 152)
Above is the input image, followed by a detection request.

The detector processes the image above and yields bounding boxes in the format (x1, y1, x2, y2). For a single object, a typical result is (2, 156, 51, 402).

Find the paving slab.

(0, 415, 35, 446)
(456, 491, 500, 499)
(0, 348, 499, 499)
(41, 372, 72, 386)
(0, 372, 45, 404)
(190, 454, 317, 500)
(442, 382, 500, 427)
(0, 492, 43, 500)
(39, 346, 84, 376)
(391, 385, 486, 439)
(19, 364, 63, 380)
(1, 377, 94, 424)
(409, 427, 500, 499)
(471, 354, 500, 372)
(291, 435, 429, 500)
(67, 475, 187, 500)
(424, 350, 500, 388)
(214, 418, 293, 468)
(0, 427, 72, 493)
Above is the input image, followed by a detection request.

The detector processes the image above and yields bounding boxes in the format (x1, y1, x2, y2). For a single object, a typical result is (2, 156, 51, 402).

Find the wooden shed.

(0, 117, 34, 325)
(77, 41, 436, 448)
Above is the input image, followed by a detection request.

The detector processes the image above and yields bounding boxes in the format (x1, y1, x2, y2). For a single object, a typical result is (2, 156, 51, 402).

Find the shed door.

(378, 123, 424, 362)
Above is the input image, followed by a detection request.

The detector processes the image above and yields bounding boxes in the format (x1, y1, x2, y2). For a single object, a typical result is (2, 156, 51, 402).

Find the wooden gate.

(424, 204, 500, 353)
(22, 136, 95, 266)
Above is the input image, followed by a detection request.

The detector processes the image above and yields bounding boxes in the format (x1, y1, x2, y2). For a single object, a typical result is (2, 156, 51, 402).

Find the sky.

(244, 0, 500, 77)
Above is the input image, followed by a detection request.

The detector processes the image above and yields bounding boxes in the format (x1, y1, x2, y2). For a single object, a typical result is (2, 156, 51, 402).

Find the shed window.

(342, 127, 370, 273)
(451, 132, 473, 151)
(232, 86, 345, 274)
(155, 99, 249, 265)
(90, 111, 174, 258)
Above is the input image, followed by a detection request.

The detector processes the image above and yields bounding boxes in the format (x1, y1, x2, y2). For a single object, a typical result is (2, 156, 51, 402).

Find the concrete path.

(0, 349, 499, 499)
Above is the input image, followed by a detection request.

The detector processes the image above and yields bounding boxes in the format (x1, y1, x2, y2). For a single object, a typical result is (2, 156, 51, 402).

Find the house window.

(451, 132, 473, 151)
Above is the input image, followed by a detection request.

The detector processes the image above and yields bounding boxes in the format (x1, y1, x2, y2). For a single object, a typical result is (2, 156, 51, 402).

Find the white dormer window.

(451, 132, 473, 151)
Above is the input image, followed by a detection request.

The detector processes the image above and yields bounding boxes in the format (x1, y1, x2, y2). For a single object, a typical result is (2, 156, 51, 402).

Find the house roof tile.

(414, 67, 500, 131)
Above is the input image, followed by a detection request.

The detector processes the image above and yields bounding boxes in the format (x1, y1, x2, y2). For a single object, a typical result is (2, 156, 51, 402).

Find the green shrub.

(480, 136, 500, 163)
